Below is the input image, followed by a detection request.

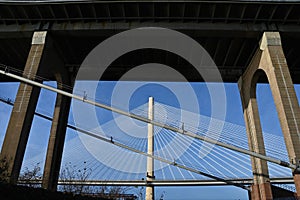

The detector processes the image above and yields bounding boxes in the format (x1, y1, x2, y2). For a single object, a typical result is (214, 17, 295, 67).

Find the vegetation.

(18, 162, 42, 188)
(133, 186, 145, 200)
(0, 157, 9, 183)
(0, 159, 159, 199)
(59, 161, 138, 199)
(59, 161, 92, 194)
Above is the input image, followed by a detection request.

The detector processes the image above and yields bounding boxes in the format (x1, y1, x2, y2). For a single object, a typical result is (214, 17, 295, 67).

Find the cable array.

(0, 64, 294, 183)
(1, 96, 291, 181)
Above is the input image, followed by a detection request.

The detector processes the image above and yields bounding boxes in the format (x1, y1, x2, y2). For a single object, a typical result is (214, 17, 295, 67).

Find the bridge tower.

(239, 32, 300, 199)
(146, 97, 155, 200)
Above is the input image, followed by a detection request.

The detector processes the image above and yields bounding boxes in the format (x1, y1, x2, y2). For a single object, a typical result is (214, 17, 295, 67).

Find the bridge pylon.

(146, 97, 155, 200)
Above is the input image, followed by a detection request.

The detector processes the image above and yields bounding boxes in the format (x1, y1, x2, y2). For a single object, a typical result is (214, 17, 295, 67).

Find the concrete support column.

(239, 32, 300, 199)
(42, 87, 71, 191)
(41, 36, 73, 191)
(239, 50, 272, 200)
(260, 34, 300, 196)
(0, 31, 47, 184)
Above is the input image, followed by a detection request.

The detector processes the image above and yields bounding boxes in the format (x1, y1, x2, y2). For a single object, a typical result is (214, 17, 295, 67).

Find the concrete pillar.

(239, 32, 300, 199)
(0, 31, 47, 184)
(260, 33, 300, 197)
(146, 97, 154, 200)
(41, 36, 73, 191)
(239, 49, 273, 200)
(42, 87, 71, 191)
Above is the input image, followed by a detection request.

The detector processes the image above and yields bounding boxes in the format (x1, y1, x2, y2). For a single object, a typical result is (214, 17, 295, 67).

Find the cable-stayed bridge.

(0, 68, 296, 195)
(27, 102, 293, 181)
(0, 89, 295, 186)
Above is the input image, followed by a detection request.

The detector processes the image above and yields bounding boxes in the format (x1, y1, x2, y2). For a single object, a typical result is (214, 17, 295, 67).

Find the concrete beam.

(0, 22, 300, 38)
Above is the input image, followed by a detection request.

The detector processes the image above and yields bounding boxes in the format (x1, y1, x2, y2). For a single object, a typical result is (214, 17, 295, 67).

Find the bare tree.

(135, 186, 145, 200)
(157, 191, 166, 200)
(94, 185, 134, 199)
(59, 161, 92, 194)
(18, 162, 42, 188)
(59, 161, 137, 199)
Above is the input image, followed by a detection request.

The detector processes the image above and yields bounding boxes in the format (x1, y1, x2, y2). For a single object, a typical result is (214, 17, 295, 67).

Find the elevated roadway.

(0, 0, 300, 82)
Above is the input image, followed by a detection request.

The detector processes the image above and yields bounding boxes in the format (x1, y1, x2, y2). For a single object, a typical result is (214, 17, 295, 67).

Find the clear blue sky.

(0, 81, 299, 199)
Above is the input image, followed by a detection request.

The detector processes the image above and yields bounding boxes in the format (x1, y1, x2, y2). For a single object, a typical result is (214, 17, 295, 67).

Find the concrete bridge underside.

(0, 1, 300, 200)
(0, 1, 300, 83)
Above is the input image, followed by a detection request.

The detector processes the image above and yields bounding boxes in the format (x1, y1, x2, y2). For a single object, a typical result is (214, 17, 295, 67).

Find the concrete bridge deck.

(0, 0, 300, 82)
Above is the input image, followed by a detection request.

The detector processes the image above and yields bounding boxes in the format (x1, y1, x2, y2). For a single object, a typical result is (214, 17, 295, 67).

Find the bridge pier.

(0, 30, 73, 191)
(41, 36, 73, 191)
(239, 32, 300, 199)
(0, 31, 46, 184)
(42, 86, 71, 191)
(238, 47, 272, 199)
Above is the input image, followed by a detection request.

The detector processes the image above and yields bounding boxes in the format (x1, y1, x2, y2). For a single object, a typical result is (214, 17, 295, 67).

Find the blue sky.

(0, 81, 299, 199)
